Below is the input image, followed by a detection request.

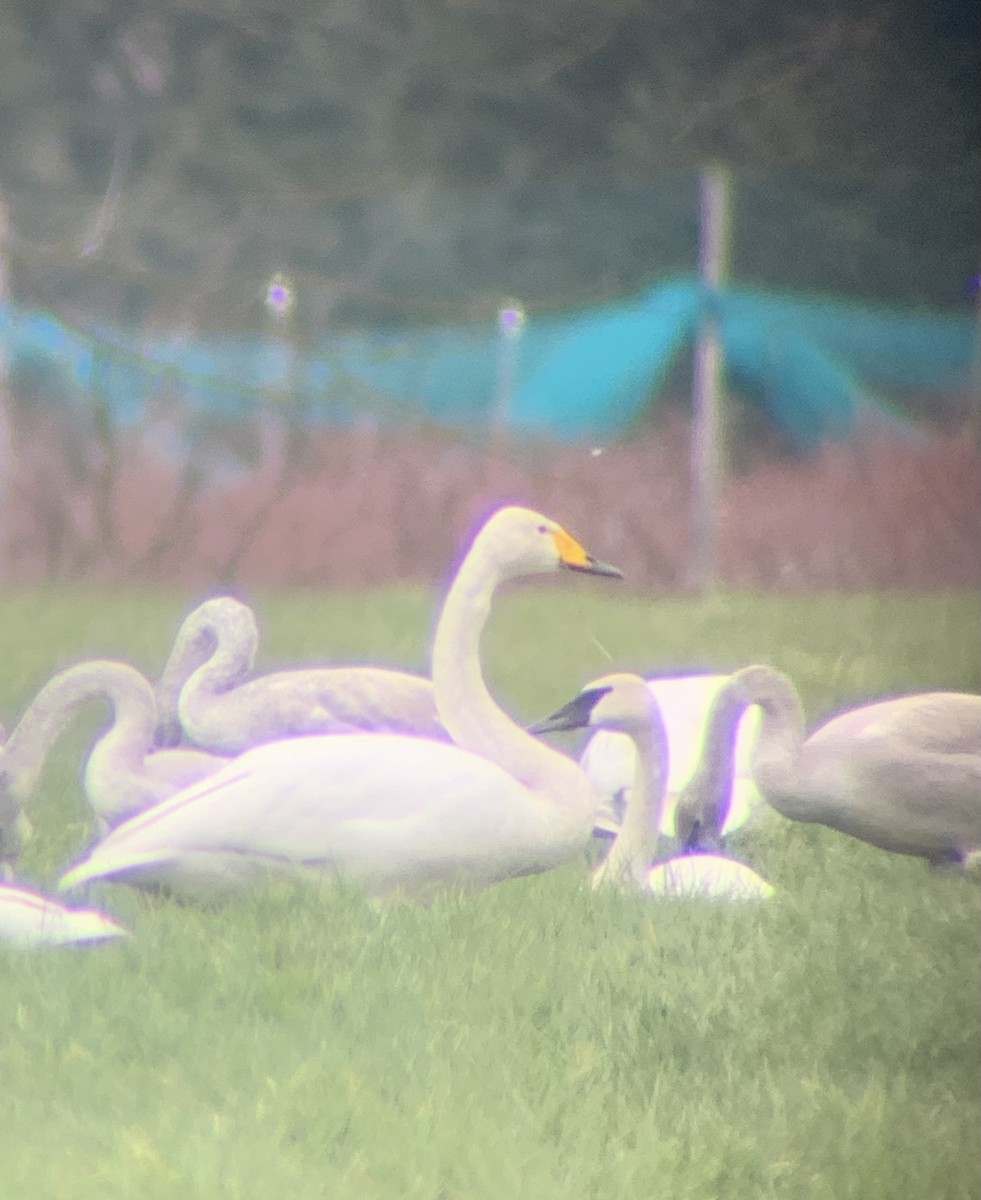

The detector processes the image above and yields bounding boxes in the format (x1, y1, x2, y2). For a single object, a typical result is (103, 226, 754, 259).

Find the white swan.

(155, 595, 446, 754)
(581, 673, 763, 844)
(0, 661, 230, 833)
(530, 673, 775, 901)
(724, 665, 981, 865)
(58, 506, 622, 899)
(0, 883, 127, 948)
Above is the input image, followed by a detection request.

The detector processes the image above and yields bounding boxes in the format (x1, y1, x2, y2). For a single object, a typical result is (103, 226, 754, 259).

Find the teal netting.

(0, 280, 975, 450)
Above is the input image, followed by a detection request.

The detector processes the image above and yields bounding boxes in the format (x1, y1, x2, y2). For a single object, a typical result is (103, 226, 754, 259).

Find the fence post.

(0, 196, 11, 583)
(688, 163, 731, 592)
(492, 299, 526, 434)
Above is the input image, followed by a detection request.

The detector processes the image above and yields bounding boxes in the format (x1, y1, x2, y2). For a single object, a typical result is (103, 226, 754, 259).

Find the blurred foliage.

(0, 0, 977, 327)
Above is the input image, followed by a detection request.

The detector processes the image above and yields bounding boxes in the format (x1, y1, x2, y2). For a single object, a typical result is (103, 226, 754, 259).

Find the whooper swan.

(155, 595, 445, 754)
(723, 665, 981, 866)
(581, 672, 763, 845)
(531, 673, 775, 901)
(59, 506, 621, 899)
(0, 660, 229, 836)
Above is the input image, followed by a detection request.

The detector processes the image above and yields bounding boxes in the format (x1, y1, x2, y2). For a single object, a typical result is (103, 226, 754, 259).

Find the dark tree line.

(0, 0, 977, 328)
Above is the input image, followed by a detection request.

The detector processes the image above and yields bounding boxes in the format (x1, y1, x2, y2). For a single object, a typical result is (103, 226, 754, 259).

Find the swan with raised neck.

(531, 672, 775, 900)
(58, 506, 623, 899)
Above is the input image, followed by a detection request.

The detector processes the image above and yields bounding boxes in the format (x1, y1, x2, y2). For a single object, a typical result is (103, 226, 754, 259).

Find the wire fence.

(0, 168, 977, 588)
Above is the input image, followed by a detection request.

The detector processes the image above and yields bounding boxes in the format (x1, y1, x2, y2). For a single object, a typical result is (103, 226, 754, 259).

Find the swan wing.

(60, 733, 583, 896)
(0, 884, 128, 947)
(646, 854, 774, 900)
(181, 668, 443, 753)
(798, 694, 981, 858)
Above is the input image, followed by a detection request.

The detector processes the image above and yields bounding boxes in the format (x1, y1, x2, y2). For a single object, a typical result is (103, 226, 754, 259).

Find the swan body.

(531, 673, 775, 901)
(0, 720, 32, 875)
(731, 666, 981, 864)
(581, 673, 763, 842)
(0, 883, 128, 947)
(59, 507, 622, 899)
(0, 660, 230, 832)
(155, 596, 445, 754)
(645, 855, 775, 900)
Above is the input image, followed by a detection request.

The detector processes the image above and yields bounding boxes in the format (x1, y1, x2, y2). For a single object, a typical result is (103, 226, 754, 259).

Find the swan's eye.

(537, 524, 548, 534)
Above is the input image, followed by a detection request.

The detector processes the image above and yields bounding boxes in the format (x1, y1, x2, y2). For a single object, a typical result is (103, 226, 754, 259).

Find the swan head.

(472, 507, 622, 584)
(528, 672, 658, 737)
(727, 665, 799, 709)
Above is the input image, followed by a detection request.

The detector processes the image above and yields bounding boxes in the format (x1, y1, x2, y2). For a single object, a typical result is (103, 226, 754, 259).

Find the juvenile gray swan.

(155, 595, 447, 753)
(0, 660, 229, 836)
(718, 666, 981, 866)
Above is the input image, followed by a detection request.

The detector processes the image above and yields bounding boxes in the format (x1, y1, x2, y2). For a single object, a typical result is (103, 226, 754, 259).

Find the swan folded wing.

(59, 733, 584, 895)
(806, 693, 980, 755)
(846, 745, 981, 858)
(873, 693, 981, 756)
(185, 669, 443, 753)
(0, 886, 128, 946)
(791, 725, 981, 859)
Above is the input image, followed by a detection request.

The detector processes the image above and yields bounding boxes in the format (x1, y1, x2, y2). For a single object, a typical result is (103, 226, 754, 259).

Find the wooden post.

(264, 271, 296, 472)
(688, 164, 731, 592)
(492, 299, 526, 433)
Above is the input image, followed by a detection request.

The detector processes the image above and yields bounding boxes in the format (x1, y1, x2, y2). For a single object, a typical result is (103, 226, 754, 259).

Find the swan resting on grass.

(0, 723, 33, 879)
(155, 595, 446, 754)
(581, 673, 764, 849)
(59, 506, 622, 900)
(0, 883, 127, 948)
(0, 661, 229, 841)
(723, 666, 981, 866)
(531, 673, 775, 901)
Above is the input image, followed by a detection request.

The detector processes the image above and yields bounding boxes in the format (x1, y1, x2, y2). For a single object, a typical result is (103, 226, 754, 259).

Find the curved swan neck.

(0, 663, 157, 799)
(677, 686, 747, 846)
(432, 540, 562, 788)
(160, 604, 258, 726)
(156, 626, 217, 733)
(593, 715, 668, 890)
(732, 666, 807, 813)
(194, 616, 256, 693)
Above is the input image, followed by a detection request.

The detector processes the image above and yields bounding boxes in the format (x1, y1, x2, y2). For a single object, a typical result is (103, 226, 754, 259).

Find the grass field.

(0, 583, 978, 1200)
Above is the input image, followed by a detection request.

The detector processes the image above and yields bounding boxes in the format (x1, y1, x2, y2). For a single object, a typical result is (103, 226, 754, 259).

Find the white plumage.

(644, 855, 775, 901)
(59, 506, 621, 900)
(581, 673, 763, 843)
(0, 883, 127, 948)
(531, 672, 775, 902)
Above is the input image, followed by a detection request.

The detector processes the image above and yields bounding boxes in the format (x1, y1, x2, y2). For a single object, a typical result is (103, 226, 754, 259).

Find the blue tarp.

(0, 279, 975, 449)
